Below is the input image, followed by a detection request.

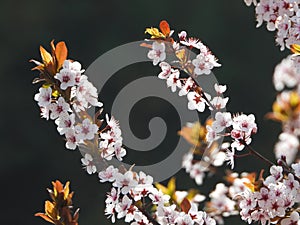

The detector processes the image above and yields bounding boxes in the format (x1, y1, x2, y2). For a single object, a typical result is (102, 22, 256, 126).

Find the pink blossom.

(147, 42, 166, 65)
(34, 87, 52, 107)
(75, 118, 98, 140)
(99, 165, 119, 183)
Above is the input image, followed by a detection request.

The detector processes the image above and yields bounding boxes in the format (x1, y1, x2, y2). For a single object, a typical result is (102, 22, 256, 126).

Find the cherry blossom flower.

(158, 62, 172, 79)
(115, 195, 135, 222)
(274, 132, 299, 164)
(55, 112, 75, 135)
(99, 142, 115, 160)
(75, 118, 98, 140)
(81, 153, 97, 174)
(40, 106, 50, 120)
(210, 96, 229, 110)
(292, 162, 300, 177)
(182, 152, 193, 173)
(166, 69, 181, 92)
(113, 171, 138, 194)
(131, 171, 154, 200)
(179, 77, 195, 96)
(283, 173, 299, 193)
(230, 131, 251, 151)
(105, 201, 117, 223)
(229, 176, 251, 196)
(232, 114, 257, 134)
(256, 187, 272, 208)
(192, 52, 221, 75)
(209, 183, 238, 217)
(211, 150, 226, 167)
(34, 87, 52, 107)
(114, 142, 126, 161)
(187, 91, 206, 112)
(273, 55, 300, 91)
(62, 60, 84, 86)
(147, 41, 166, 65)
(250, 210, 269, 225)
(281, 211, 300, 225)
(148, 188, 170, 206)
(225, 147, 235, 169)
(63, 60, 84, 73)
(174, 214, 193, 225)
(202, 211, 217, 225)
(264, 165, 283, 185)
(206, 125, 219, 142)
(105, 187, 120, 205)
(179, 32, 208, 51)
(106, 114, 122, 137)
(214, 83, 227, 94)
(178, 30, 187, 41)
(131, 212, 150, 225)
(212, 112, 232, 133)
(100, 116, 122, 145)
(156, 204, 179, 224)
(99, 165, 119, 183)
(64, 129, 79, 150)
(137, 171, 153, 187)
(189, 163, 208, 185)
(55, 68, 76, 90)
(49, 97, 70, 120)
(268, 198, 286, 218)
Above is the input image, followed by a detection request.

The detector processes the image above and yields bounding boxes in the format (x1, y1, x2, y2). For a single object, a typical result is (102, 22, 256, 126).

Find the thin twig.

(246, 144, 275, 167)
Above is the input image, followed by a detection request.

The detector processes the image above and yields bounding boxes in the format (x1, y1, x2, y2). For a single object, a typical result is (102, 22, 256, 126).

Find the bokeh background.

(0, 0, 289, 224)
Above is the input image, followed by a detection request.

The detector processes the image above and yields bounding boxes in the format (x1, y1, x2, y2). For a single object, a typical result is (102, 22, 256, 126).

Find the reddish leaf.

(55, 41, 68, 70)
(39, 46, 52, 64)
(180, 198, 191, 214)
(35, 213, 55, 224)
(159, 20, 170, 37)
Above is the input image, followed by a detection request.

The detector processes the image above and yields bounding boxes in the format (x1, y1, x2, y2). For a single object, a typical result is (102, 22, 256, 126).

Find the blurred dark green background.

(0, 0, 288, 224)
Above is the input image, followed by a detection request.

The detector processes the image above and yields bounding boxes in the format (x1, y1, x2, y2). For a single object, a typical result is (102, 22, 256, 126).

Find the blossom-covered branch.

(31, 40, 217, 225)
(32, 3, 300, 223)
(145, 17, 300, 224)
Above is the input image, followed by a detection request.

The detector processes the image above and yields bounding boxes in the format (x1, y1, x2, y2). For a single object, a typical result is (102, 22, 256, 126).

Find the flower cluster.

(238, 164, 300, 225)
(32, 41, 126, 163)
(267, 54, 300, 164)
(145, 21, 226, 113)
(273, 55, 300, 91)
(205, 112, 258, 169)
(32, 40, 218, 225)
(205, 172, 257, 224)
(32, 14, 300, 225)
(33, 61, 101, 149)
(100, 166, 216, 225)
(179, 120, 229, 185)
(245, 0, 300, 50)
